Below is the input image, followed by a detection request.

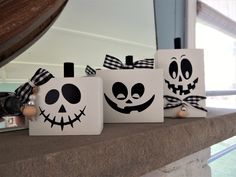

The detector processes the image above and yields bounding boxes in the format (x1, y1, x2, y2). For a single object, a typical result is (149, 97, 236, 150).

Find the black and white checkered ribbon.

(85, 65, 96, 76)
(85, 55, 154, 76)
(15, 68, 54, 104)
(103, 55, 154, 69)
(164, 95, 207, 112)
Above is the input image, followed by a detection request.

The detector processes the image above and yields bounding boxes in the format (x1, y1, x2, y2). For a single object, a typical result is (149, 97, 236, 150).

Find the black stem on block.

(125, 55, 133, 66)
(174, 37, 181, 49)
(64, 62, 74, 77)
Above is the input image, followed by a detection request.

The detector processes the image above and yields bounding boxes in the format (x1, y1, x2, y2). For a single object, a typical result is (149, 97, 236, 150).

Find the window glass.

(196, 22, 236, 91)
(196, 22, 236, 107)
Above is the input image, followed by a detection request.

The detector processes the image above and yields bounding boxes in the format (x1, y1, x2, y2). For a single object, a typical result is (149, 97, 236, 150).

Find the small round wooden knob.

(32, 86, 39, 94)
(22, 105, 37, 120)
(177, 106, 188, 118)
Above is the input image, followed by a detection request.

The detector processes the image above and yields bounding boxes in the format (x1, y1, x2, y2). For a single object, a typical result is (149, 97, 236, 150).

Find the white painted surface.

(30, 77, 103, 135)
(96, 69, 164, 123)
(155, 49, 206, 118)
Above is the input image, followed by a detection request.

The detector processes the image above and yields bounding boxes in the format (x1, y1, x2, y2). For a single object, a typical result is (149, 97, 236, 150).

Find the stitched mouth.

(39, 106, 86, 131)
(104, 94, 155, 114)
(165, 78, 198, 95)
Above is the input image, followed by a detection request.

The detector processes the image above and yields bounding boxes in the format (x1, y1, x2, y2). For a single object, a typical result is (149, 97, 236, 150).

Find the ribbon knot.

(103, 55, 154, 70)
(28, 81, 35, 87)
(164, 95, 207, 112)
(15, 68, 54, 104)
(85, 54, 154, 76)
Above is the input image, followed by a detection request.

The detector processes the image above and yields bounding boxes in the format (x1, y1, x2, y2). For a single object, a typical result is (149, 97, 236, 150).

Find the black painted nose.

(125, 99, 132, 104)
(179, 75, 182, 82)
(58, 105, 66, 113)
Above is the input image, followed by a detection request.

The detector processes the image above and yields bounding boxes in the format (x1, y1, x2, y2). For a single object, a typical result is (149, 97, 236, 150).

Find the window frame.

(185, 0, 236, 97)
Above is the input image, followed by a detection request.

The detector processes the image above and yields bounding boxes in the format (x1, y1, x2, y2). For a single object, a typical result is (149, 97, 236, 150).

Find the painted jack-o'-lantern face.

(104, 82, 155, 114)
(165, 55, 198, 95)
(39, 83, 86, 130)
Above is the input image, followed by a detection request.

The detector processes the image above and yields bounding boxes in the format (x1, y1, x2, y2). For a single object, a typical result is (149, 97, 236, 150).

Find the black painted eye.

(62, 84, 81, 104)
(45, 89, 59, 105)
(131, 83, 145, 99)
(169, 60, 178, 79)
(112, 82, 128, 100)
(181, 58, 192, 80)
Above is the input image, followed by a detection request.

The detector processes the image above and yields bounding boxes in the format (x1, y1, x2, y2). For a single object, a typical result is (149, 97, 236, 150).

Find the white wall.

(1, 0, 156, 83)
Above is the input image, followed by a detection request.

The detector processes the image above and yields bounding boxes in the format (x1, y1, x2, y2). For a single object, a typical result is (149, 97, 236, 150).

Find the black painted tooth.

(39, 106, 86, 131)
(39, 111, 44, 116)
(184, 90, 190, 95)
(165, 80, 172, 89)
(178, 85, 183, 95)
(80, 106, 86, 116)
(51, 116, 56, 128)
(39, 107, 45, 116)
(172, 88, 177, 94)
(46, 114, 50, 119)
(60, 117, 64, 131)
(74, 113, 81, 122)
(68, 115, 73, 128)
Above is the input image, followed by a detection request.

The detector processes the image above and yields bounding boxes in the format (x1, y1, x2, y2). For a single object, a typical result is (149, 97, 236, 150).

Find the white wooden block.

(96, 69, 164, 123)
(155, 49, 207, 118)
(29, 77, 103, 135)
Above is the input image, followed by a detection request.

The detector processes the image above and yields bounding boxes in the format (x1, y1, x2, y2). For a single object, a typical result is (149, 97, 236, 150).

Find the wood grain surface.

(0, 0, 68, 67)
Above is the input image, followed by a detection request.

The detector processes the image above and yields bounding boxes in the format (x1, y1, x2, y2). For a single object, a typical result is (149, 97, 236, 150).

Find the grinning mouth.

(104, 94, 155, 114)
(39, 106, 86, 131)
(165, 78, 198, 95)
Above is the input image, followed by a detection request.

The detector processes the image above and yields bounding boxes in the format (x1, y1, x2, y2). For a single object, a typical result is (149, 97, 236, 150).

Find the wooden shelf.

(0, 0, 68, 67)
(0, 108, 236, 177)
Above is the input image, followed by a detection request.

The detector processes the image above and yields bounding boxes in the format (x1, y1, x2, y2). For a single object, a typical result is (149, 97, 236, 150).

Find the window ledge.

(0, 108, 236, 177)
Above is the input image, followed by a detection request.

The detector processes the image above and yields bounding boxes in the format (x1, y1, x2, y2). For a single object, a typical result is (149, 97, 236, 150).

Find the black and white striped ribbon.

(85, 65, 96, 76)
(164, 95, 207, 112)
(103, 55, 154, 69)
(15, 68, 54, 104)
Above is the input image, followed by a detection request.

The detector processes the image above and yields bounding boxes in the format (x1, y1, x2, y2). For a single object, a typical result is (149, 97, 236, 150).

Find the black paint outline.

(165, 78, 198, 95)
(104, 94, 155, 114)
(39, 106, 86, 131)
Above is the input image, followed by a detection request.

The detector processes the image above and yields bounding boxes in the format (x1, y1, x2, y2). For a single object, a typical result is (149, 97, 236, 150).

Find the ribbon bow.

(103, 55, 154, 69)
(164, 95, 207, 112)
(85, 55, 154, 76)
(15, 68, 54, 104)
(85, 65, 97, 76)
